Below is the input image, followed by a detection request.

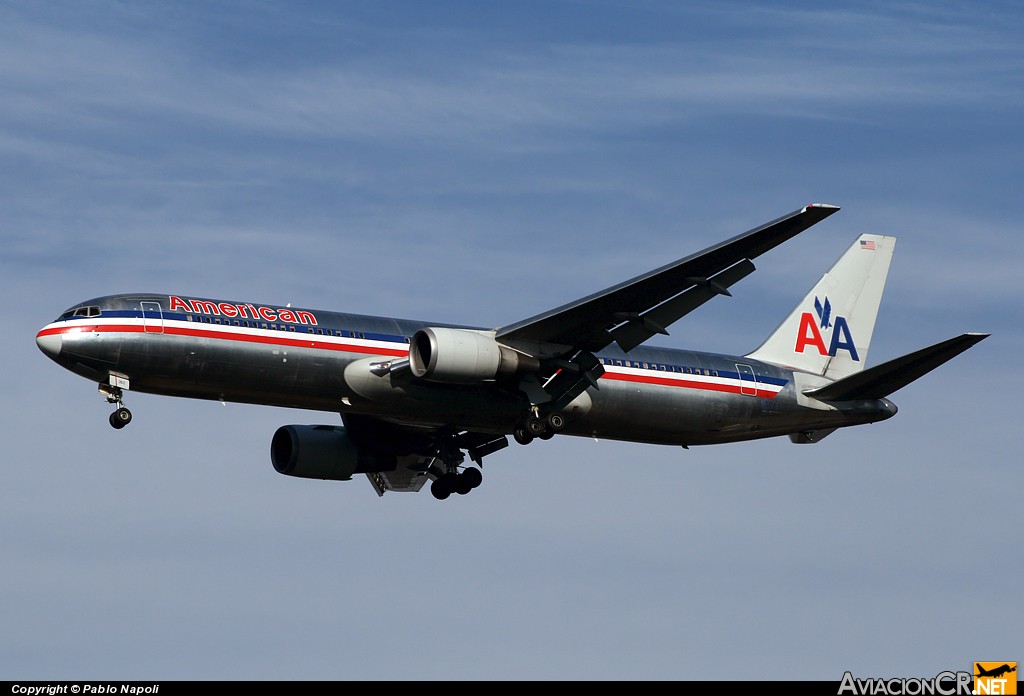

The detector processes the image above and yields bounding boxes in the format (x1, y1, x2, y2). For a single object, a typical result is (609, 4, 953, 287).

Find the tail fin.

(745, 234, 895, 379)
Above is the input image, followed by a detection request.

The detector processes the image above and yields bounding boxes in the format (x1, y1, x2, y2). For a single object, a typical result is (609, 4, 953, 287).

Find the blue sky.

(2, 0, 1021, 681)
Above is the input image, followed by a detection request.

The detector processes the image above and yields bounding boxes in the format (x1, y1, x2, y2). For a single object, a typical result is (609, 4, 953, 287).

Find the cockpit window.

(59, 305, 101, 320)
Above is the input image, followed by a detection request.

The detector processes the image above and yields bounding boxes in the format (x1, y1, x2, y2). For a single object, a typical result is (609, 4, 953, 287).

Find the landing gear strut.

(99, 383, 132, 429)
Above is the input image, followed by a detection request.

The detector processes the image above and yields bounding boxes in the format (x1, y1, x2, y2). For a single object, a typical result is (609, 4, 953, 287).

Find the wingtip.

(805, 202, 841, 211)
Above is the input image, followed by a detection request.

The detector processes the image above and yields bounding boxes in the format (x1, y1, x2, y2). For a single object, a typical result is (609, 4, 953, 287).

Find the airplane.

(976, 664, 1017, 679)
(35, 203, 989, 500)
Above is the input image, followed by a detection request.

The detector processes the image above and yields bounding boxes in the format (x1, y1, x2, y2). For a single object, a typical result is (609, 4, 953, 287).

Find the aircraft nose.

(36, 330, 62, 358)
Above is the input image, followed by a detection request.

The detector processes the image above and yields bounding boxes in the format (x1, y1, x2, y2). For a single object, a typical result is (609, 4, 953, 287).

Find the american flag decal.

(860, 239, 876, 250)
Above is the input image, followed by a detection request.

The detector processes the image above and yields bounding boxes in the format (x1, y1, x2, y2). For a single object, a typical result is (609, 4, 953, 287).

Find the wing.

(496, 203, 841, 356)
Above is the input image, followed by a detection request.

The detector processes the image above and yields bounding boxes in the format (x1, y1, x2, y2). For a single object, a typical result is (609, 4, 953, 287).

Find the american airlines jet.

(36, 204, 987, 499)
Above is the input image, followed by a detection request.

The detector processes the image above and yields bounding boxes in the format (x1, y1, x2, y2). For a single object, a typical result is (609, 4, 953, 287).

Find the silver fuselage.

(36, 293, 896, 446)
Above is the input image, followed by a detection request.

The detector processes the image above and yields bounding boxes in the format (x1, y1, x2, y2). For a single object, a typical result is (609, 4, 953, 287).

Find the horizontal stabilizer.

(803, 333, 989, 402)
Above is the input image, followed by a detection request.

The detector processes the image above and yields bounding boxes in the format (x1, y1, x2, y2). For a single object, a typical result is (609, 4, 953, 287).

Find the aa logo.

(794, 296, 860, 361)
(974, 662, 1017, 695)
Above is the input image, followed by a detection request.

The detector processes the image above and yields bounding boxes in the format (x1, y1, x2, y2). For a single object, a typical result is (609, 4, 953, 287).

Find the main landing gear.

(512, 410, 565, 446)
(99, 383, 132, 430)
(427, 430, 488, 500)
(429, 465, 483, 500)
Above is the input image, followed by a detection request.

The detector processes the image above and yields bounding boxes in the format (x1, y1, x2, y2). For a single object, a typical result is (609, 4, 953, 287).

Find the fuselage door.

(735, 363, 757, 396)
(141, 301, 164, 334)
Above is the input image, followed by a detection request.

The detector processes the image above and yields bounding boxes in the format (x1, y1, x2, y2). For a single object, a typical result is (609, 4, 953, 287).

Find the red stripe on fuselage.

(40, 322, 409, 358)
(39, 323, 782, 398)
(600, 370, 780, 398)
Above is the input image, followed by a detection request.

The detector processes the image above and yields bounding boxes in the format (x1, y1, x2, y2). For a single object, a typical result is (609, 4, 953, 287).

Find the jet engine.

(271, 424, 396, 481)
(409, 327, 539, 382)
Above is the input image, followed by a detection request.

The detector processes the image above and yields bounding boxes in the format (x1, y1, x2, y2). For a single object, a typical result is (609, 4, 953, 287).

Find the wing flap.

(610, 258, 756, 352)
(366, 457, 430, 495)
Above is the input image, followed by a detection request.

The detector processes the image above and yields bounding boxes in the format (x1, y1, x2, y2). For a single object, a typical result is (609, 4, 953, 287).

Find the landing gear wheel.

(546, 412, 565, 432)
(513, 427, 534, 445)
(454, 474, 473, 495)
(461, 466, 483, 490)
(431, 474, 455, 500)
(539, 429, 555, 440)
(109, 407, 132, 429)
(526, 416, 546, 437)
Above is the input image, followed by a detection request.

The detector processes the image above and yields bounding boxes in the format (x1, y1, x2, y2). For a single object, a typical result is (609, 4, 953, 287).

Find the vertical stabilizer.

(745, 234, 895, 379)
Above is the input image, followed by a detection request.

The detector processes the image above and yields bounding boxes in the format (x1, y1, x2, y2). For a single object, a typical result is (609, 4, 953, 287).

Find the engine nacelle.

(409, 327, 539, 382)
(271, 424, 395, 481)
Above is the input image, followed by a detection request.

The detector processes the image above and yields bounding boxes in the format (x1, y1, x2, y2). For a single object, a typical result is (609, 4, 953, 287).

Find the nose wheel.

(109, 406, 133, 429)
(99, 382, 132, 429)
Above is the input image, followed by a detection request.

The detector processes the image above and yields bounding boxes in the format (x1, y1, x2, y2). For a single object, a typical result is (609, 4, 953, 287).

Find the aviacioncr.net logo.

(838, 671, 972, 695)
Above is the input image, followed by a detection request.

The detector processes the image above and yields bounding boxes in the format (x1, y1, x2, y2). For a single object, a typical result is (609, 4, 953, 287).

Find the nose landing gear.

(99, 382, 132, 429)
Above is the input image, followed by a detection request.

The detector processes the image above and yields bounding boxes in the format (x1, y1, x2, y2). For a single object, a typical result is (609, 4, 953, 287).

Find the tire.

(430, 477, 452, 500)
(461, 467, 483, 489)
(454, 475, 473, 495)
(109, 408, 131, 429)
(513, 427, 534, 445)
(526, 417, 546, 437)
(546, 412, 565, 432)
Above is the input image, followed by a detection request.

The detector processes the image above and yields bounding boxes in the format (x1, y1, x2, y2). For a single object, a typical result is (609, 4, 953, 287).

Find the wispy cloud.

(3, 3, 1021, 154)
